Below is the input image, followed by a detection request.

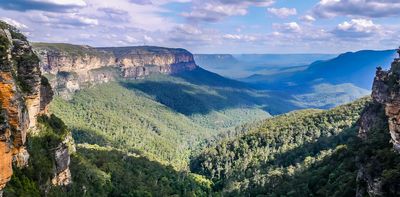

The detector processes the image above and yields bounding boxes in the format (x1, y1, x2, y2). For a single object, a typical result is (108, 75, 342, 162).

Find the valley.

(1, 19, 400, 197)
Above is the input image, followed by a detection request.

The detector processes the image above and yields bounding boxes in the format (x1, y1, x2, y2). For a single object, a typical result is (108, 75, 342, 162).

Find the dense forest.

(19, 95, 396, 196)
(3, 115, 212, 196)
(190, 98, 400, 196)
(49, 72, 275, 169)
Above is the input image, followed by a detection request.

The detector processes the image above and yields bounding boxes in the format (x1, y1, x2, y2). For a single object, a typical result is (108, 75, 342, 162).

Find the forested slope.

(49, 72, 278, 169)
(190, 97, 391, 195)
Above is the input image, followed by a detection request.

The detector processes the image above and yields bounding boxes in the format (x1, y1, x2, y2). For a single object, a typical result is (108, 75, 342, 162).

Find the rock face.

(0, 22, 71, 192)
(0, 22, 45, 191)
(52, 132, 75, 186)
(33, 44, 197, 98)
(366, 48, 400, 151)
(357, 47, 400, 196)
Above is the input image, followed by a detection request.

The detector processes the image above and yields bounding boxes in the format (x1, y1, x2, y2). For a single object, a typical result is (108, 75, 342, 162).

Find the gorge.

(1, 20, 400, 196)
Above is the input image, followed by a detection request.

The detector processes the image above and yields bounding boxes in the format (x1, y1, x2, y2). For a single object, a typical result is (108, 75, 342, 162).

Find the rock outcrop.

(357, 47, 400, 196)
(365, 47, 400, 151)
(52, 132, 75, 186)
(0, 21, 72, 193)
(33, 44, 197, 98)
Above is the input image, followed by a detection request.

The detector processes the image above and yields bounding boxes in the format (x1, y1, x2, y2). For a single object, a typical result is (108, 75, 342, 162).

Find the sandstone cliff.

(0, 21, 73, 194)
(33, 43, 197, 98)
(357, 47, 400, 196)
(365, 48, 400, 151)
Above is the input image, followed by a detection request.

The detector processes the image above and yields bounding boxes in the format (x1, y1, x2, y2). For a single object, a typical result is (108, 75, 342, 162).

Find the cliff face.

(33, 44, 197, 97)
(357, 48, 400, 196)
(0, 22, 72, 194)
(367, 48, 400, 151)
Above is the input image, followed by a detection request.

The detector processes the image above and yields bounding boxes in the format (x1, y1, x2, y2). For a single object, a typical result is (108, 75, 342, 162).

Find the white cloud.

(313, 0, 400, 18)
(273, 22, 302, 33)
(37, 0, 86, 7)
(32, 13, 98, 27)
(182, 0, 275, 22)
(267, 7, 297, 18)
(332, 18, 382, 38)
(301, 15, 316, 23)
(223, 34, 257, 42)
(182, 3, 248, 22)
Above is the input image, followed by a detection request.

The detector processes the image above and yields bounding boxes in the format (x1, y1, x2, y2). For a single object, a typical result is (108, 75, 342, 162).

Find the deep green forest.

(49, 72, 274, 169)
(191, 98, 400, 196)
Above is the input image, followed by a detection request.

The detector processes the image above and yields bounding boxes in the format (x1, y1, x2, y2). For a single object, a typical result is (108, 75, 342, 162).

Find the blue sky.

(0, 0, 399, 53)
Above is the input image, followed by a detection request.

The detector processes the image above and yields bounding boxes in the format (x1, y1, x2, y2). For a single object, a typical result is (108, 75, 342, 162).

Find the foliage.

(0, 20, 27, 41)
(4, 115, 69, 196)
(4, 114, 212, 196)
(65, 144, 211, 197)
(190, 97, 372, 195)
(49, 72, 274, 169)
(32, 43, 113, 58)
(0, 33, 10, 66)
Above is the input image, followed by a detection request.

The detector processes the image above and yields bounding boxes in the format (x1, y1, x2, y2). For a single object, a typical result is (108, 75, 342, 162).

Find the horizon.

(1, 0, 399, 54)
(30, 41, 397, 55)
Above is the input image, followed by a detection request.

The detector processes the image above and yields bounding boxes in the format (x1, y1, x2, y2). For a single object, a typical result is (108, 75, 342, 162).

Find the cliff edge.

(33, 43, 197, 98)
(0, 21, 73, 195)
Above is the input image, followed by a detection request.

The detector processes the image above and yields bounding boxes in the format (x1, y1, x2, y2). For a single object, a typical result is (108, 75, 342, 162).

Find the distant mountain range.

(194, 54, 336, 78)
(196, 50, 397, 108)
(243, 50, 397, 89)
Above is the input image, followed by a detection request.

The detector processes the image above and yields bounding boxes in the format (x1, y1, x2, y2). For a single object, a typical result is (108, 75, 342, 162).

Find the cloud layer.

(0, 0, 398, 53)
(313, 0, 400, 18)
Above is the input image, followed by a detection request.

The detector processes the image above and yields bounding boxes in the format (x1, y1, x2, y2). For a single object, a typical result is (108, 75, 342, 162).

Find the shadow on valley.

(71, 127, 109, 146)
(173, 67, 251, 89)
(120, 80, 278, 115)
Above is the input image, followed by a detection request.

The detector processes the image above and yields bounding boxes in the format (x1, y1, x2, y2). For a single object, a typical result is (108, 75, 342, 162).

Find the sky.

(0, 0, 399, 53)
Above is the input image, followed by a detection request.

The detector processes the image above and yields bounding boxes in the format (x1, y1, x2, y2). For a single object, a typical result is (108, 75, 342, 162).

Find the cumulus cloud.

(32, 13, 98, 27)
(267, 7, 297, 18)
(167, 24, 217, 45)
(331, 18, 382, 38)
(273, 22, 302, 33)
(301, 15, 316, 23)
(223, 34, 257, 42)
(182, 0, 275, 22)
(0, 0, 87, 12)
(313, 0, 400, 18)
(182, 3, 247, 22)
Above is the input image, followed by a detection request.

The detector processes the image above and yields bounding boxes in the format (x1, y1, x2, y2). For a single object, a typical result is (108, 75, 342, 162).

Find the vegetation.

(68, 144, 212, 197)
(4, 115, 70, 197)
(32, 43, 113, 58)
(4, 115, 212, 196)
(190, 97, 373, 195)
(0, 20, 27, 41)
(49, 72, 273, 169)
(0, 32, 10, 66)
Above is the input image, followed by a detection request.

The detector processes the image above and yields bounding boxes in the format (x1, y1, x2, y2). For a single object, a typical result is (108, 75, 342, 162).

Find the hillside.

(49, 68, 301, 169)
(190, 97, 400, 196)
(190, 51, 400, 196)
(190, 98, 369, 194)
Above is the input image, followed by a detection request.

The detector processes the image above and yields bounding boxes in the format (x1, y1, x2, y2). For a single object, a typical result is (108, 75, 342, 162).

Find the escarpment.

(357, 47, 400, 196)
(0, 21, 73, 194)
(361, 48, 400, 151)
(33, 43, 197, 98)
